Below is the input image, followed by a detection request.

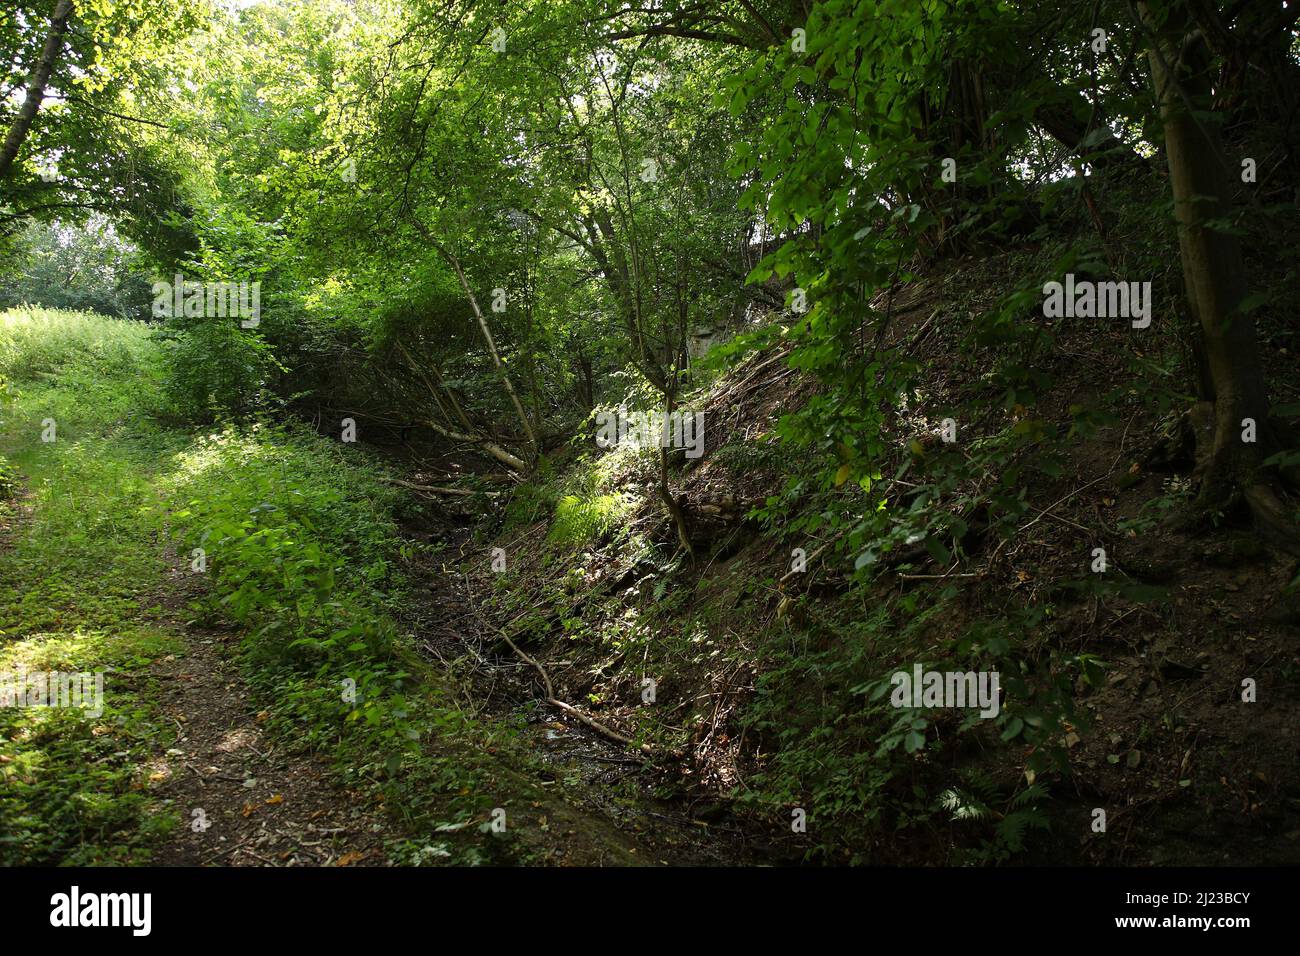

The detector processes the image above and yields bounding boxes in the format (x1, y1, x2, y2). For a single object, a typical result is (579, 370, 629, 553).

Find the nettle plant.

(168, 431, 416, 758)
(737, 586, 1092, 862)
(867, 601, 1101, 853)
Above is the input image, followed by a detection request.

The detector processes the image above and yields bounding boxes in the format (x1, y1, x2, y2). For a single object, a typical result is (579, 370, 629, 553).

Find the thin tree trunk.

(393, 340, 527, 471)
(0, 0, 75, 181)
(443, 248, 539, 452)
(413, 223, 539, 462)
(395, 339, 476, 434)
(419, 417, 527, 472)
(658, 391, 693, 559)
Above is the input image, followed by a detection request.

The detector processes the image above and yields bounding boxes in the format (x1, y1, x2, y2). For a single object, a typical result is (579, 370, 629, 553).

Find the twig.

(459, 580, 678, 760)
(201, 835, 257, 865)
(988, 412, 1138, 568)
(778, 528, 848, 585)
(380, 477, 500, 497)
(186, 765, 246, 784)
(497, 629, 675, 759)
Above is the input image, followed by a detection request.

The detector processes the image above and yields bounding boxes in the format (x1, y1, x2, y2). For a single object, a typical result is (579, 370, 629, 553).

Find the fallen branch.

(379, 477, 501, 498)
(778, 528, 848, 585)
(419, 418, 527, 472)
(496, 630, 678, 760)
(708, 345, 792, 408)
(906, 307, 943, 351)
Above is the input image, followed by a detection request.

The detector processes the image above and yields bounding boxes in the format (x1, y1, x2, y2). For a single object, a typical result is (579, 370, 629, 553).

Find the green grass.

(0, 307, 186, 863)
(0, 306, 525, 864)
(0, 305, 158, 385)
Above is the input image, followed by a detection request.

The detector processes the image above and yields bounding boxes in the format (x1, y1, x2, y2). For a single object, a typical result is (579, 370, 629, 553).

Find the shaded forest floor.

(382, 248, 1300, 865)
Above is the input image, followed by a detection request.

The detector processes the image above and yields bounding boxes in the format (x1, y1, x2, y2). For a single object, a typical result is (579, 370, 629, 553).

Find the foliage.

(0, 304, 158, 384)
(0, 218, 155, 320)
(0, 308, 507, 863)
(0, 309, 186, 862)
(155, 318, 279, 423)
(2, 0, 1296, 867)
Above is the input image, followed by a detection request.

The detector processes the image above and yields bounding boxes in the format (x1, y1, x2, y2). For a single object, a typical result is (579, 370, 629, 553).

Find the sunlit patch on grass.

(0, 626, 186, 864)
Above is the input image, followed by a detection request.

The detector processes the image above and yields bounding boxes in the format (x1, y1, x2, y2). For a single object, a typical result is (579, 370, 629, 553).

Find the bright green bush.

(156, 320, 278, 423)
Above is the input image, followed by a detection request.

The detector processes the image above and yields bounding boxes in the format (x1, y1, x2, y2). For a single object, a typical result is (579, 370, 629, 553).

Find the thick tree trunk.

(1142, 1, 1299, 553)
(574, 348, 593, 412)
(0, 0, 74, 182)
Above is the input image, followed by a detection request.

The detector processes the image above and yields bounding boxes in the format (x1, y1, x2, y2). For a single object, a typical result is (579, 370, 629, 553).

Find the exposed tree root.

(1243, 482, 1300, 559)
(1169, 408, 1300, 558)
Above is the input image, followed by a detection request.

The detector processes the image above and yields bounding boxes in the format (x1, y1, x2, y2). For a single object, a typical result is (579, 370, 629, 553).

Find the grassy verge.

(0, 308, 521, 864)
(0, 308, 188, 863)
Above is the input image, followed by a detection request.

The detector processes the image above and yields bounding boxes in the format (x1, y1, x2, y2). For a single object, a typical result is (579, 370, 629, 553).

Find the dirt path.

(147, 630, 391, 866)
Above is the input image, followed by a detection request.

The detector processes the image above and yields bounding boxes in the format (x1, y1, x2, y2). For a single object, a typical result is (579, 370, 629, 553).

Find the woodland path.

(0, 417, 759, 866)
(0, 443, 391, 865)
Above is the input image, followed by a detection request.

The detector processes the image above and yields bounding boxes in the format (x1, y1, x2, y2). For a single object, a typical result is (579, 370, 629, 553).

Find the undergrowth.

(0, 307, 518, 865)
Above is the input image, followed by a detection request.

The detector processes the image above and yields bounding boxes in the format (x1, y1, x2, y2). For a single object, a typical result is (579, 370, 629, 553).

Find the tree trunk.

(0, 0, 75, 182)
(419, 417, 527, 472)
(1141, 0, 1299, 553)
(393, 340, 527, 472)
(413, 224, 539, 465)
(658, 391, 693, 560)
(1032, 91, 1144, 171)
